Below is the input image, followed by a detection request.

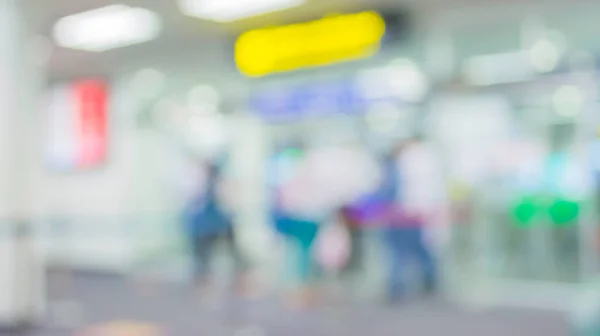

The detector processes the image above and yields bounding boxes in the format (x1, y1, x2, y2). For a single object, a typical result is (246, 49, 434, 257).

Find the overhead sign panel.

(235, 11, 386, 77)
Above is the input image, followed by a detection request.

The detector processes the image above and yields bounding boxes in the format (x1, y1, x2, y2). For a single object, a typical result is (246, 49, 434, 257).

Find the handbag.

(313, 219, 351, 272)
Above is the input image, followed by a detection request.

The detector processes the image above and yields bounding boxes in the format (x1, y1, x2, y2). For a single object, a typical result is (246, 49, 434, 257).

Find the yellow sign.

(235, 11, 386, 77)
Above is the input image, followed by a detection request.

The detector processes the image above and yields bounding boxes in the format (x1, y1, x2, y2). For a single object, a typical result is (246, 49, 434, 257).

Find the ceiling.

(26, 0, 591, 79)
(31, 0, 410, 79)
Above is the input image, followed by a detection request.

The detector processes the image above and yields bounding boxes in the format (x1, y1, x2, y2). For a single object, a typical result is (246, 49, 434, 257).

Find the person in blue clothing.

(378, 137, 441, 303)
(185, 162, 248, 293)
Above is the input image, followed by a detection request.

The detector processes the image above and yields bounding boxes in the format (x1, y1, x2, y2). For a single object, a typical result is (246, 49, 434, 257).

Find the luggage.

(314, 221, 351, 272)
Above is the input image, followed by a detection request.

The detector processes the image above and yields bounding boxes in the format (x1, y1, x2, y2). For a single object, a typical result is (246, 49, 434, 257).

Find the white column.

(0, 0, 21, 216)
(0, 0, 46, 325)
(0, 0, 45, 218)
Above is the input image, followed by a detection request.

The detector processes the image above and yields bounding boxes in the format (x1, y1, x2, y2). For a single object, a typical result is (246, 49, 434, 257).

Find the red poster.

(74, 80, 108, 168)
(47, 79, 108, 171)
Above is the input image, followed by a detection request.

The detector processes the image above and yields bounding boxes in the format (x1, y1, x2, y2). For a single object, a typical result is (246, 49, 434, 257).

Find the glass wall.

(436, 73, 599, 286)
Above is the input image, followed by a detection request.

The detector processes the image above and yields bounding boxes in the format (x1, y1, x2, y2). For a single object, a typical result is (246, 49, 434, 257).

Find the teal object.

(274, 214, 319, 247)
(296, 236, 316, 281)
(275, 214, 320, 282)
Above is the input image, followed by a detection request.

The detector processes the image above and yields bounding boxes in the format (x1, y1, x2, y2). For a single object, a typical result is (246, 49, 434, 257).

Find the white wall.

(30, 75, 134, 271)
(33, 63, 249, 272)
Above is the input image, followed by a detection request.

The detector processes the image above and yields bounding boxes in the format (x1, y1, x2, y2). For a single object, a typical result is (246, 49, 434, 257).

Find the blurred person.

(309, 203, 369, 303)
(273, 211, 321, 308)
(269, 146, 323, 309)
(271, 141, 382, 305)
(336, 205, 365, 277)
(381, 136, 446, 303)
(329, 146, 402, 299)
(310, 142, 380, 288)
(184, 162, 250, 297)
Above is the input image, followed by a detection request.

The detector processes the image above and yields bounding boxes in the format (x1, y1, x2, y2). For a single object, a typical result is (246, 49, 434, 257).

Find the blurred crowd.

(182, 134, 449, 308)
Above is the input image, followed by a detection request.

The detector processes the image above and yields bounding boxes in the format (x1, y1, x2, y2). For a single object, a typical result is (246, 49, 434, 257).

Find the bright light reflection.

(553, 85, 584, 117)
(178, 0, 304, 22)
(529, 39, 560, 73)
(53, 5, 162, 52)
(187, 85, 220, 114)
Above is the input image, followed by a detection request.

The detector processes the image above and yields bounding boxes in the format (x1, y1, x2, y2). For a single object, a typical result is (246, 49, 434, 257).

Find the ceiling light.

(366, 102, 405, 134)
(357, 60, 429, 102)
(178, 0, 305, 22)
(188, 85, 220, 113)
(53, 5, 162, 52)
(152, 99, 179, 127)
(356, 68, 390, 100)
(464, 51, 533, 86)
(186, 115, 227, 157)
(387, 59, 429, 102)
(529, 39, 560, 73)
(553, 85, 584, 117)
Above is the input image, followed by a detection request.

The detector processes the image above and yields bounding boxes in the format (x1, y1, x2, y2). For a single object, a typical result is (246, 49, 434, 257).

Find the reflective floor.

(19, 272, 571, 336)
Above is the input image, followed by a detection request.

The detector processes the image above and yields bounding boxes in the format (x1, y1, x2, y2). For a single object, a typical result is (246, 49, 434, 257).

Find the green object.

(511, 194, 582, 228)
(549, 199, 580, 226)
(511, 151, 586, 228)
(512, 196, 539, 227)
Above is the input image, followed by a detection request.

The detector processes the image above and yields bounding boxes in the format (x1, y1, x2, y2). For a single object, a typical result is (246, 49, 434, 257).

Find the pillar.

(0, 0, 46, 326)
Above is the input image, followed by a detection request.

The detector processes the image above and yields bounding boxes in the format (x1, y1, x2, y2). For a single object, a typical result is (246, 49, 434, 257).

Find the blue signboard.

(252, 81, 367, 122)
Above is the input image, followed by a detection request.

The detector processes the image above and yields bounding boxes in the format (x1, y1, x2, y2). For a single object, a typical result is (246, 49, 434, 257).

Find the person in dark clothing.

(184, 163, 248, 293)
(337, 206, 364, 276)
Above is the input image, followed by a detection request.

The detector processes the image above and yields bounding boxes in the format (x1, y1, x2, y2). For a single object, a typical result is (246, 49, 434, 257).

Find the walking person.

(312, 143, 380, 298)
(184, 162, 249, 297)
(380, 136, 446, 303)
(336, 205, 364, 278)
(269, 147, 322, 309)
